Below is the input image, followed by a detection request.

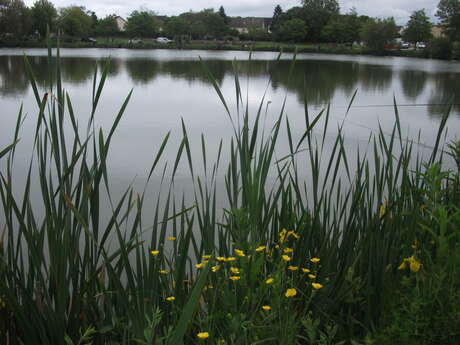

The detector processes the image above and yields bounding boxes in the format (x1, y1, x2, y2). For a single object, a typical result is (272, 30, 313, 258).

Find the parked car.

(416, 42, 426, 49)
(82, 37, 97, 43)
(128, 38, 143, 44)
(401, 42, 410, 49)
(156, 37, 173, 44)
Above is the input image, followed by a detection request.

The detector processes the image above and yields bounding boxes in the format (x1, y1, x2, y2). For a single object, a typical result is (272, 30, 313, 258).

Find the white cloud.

(23, 0, 440, 24)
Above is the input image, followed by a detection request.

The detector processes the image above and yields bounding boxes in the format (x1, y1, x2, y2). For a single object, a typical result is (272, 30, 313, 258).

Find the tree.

(321, 11, 364, 43)
(58, 6, 93, 37)
(300, 0, 340, 41)
(179, 9, 229, 39)
(361, 17, 398, 53)
(402, 10, 432, 44)
(275, 18, 308, 42)
(270, 4, 283, 32)
(218, 6, 229, 25)
(125, 10, 158, 37)
(0, 0, 32, 38)
(436, 0, 460, 41)
(31, 0, 57, 37)
(95, 15, 119, 36)
(165, 16, 190, 38)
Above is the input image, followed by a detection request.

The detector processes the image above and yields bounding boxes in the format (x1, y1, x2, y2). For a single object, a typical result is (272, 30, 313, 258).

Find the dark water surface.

(1, 48, 460, 211)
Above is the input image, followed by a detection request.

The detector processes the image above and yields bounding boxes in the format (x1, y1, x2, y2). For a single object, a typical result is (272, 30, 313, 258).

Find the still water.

(1, 48, 460, 207)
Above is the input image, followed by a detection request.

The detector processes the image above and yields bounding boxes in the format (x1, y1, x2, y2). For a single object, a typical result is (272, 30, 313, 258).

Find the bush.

(428, 38, 452, 60)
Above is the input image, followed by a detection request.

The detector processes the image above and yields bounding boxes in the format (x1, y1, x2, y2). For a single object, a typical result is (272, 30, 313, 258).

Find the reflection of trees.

(358, 64, 393, 92)
(0, 56, 29, 97)
(427, 72, 460, 118)
(125, 59, 160, 85)
(268, 60, 360, 105)
(97, 58, 122, 76)
(399, 70, 427, 101)
(161, 60, 229, 86)
(59, 58, 95, 84)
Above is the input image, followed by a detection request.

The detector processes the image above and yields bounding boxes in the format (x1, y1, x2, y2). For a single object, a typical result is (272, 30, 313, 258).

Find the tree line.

(1, 0, 460, 54)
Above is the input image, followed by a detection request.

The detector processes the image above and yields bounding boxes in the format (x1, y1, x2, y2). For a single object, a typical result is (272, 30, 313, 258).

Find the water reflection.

(1, 53, 460, 118)
(399, 70, 428, 101)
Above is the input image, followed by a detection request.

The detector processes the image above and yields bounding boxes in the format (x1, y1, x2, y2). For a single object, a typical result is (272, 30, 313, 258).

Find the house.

(115, 16, 127, 31)
(431, 25, 445, 38)
(229, 17, 272, 34)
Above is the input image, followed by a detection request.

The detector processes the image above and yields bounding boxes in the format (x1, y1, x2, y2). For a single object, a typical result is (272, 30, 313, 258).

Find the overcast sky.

(23, 0, 440, 25)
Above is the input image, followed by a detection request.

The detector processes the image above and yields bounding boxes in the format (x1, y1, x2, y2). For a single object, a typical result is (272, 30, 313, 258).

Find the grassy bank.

(0, 37, 430, 57)
(0, 47, 459, 345)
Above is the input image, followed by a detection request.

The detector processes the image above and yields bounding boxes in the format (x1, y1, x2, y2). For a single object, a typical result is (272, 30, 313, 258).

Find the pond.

(1, 48, 460, 213)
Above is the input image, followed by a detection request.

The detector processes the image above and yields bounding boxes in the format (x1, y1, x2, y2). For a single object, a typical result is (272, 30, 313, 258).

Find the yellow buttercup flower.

(160, 270, 168, 274)
(230, 267, 240, 274)
(288, 230, 300, 239)
(150, 250, 160, 256)
(308, 274, 316, 279)
(301, 268, 310, 273)
(312, 283, 323, 290)
(398, 255, 422, 272)
(262, 305, 271, 311)
(282, 255, 291, 262)
(285, 288, 297, 297)
(225, 257, 236, 262)
(216, 256, 226, 262)
(230, 276, 240, 281)
(234, 249, 245, 257)
(256, 245, 266, 252)
(265, 278, 274, 284)
(166, 296, 175, 301)
(283, 248, 293, 253)
(167, 236, 176, 241)
(196, 263, 205, 269)
(288, 265, 299, 271)
(211, 265, 221, 272)
(310, 257, 320, 263)
(197, 332, 209, 339)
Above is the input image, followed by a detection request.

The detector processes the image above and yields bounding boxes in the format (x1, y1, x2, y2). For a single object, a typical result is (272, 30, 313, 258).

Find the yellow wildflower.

(288, 231, 300, 239)
(283, 248, 293, 253)
(312, 283, 323, 290)
(310, 257, 320, 263)
(160, 270, 168, 274)
(256, 245, 266, 252)
(265, 278, 274, 284)
(398, 255, 422, 272)
(150, 250, 160, 256)
(225, 257, 236, 262)
(301, 268, 311, 273)
(207, 285, 214, 289)
(262, 305, 271, 311)
(275, 244, 280, 249)
(230, 267, 240, 274)
(211, 265, 221, 272)
(234, 249, 245, 257)
(197, 332, 209, 339)
(202, 255, 212, 259)
(308, 274, 316, 279)
(196, 263, 205, 269)
(167, 236, 176, 241)
(288, 265, 299, 271)
(216, 256, 226, 262)
(230, 276, 240, 281)
(279, 229, 288, 243)
(166, 296, 175, 301)
(282, 255, 291, 262)
(285, 288, 297, 297)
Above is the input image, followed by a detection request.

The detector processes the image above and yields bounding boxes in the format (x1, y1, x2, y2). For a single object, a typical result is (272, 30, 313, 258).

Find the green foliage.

(218, 6, 230, 25)
(321, 12, 363, 43)
(180, 9, 229, 39)
(402, 10, 432, 44)
(270, 4, 283, 32)
(436, 0, 460, 41)
(0, 0, 32, 38)
(31, 0, 57, 37)
(300, 0, 340, 41)
(126, 10, 158, 38)
(95, 15, 120, 36)
(275, 18, 308, 42)
(428, 37, 453, 59)
(360, 17, 398, 53)
(451, 40, 460, 58)
(58, 6, 93, 37)
(165, 16, 190, 38)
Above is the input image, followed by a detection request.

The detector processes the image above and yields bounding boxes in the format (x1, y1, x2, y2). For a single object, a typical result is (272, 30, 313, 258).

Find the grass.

(0, 43, 459, 345)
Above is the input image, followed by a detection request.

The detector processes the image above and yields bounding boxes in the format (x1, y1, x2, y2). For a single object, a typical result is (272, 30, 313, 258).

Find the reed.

(0, 45, 459, 345)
